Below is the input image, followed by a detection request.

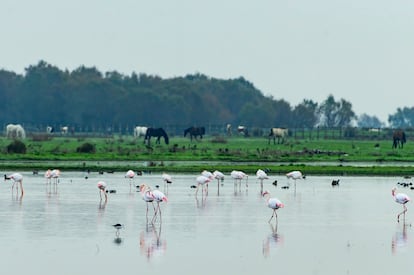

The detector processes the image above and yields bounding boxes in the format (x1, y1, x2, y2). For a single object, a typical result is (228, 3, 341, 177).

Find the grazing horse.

(237, 126, 249, 137)
(145, 128, 169, 145)
(184, 126, 205, 141)
(268, 128, 288, 144)
(6, 124, 26, 139)
(392, 130, 406, 149)
(134, 126, 148, 138)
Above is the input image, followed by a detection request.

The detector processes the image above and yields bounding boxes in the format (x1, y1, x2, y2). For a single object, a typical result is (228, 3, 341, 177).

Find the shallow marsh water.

(0, 172, 413, 275)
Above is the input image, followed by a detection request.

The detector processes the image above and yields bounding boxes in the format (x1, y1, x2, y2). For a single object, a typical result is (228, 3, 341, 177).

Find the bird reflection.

(392, 223, 410, 254)
(195, 195, 207, 209)
(263, 223, 283, 257)
(113, 224, 124, 245)
(139, 223, 166, 260)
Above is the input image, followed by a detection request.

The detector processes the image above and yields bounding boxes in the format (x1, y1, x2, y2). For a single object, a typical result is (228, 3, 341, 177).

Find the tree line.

(0, 60, 412, 131)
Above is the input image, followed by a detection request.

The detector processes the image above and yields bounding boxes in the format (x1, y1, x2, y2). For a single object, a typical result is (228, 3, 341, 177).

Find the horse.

(268, 128, 288, 144)
(237, 126, 248, 137)
(145, 128, 169, 145)
(134, 126, 148, 138)
(6, 124, 26, 139)
(61, 126, 68, 135)
(392, 130, 406, 149)
(46, 126, 54, 134)
(184, 126, 205, 141)
(226, 124, 232, 136)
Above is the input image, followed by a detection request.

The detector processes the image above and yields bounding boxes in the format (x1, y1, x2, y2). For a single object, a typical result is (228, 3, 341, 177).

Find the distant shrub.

(210, 136, 227, 144)
(76, 142, 96, 153)
(7, 140, 27, 154)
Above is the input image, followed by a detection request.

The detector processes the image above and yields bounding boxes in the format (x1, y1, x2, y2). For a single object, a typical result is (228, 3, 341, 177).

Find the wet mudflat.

(0, 172, 413, 275)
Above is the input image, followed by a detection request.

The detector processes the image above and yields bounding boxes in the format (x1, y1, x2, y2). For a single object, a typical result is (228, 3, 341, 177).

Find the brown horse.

(392, 130, 406, 149)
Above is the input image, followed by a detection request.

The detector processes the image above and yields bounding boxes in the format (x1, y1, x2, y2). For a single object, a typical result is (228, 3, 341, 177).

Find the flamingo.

(231, 170, 248, 191)
(97, 181, 108, 201)
(50, 169, 61, 184)
(262, 190, 284, 223)
(213, 170, 225, 194)
(392, 187, 410, 223)
(286, 170, 304, 185)
(4, 173, 24, 196)
(256, 169, 269, 194)
(162, 173, 172, 192)
(201, 170, 214, 192)
(140, 184, 167, 223)
(139, 184, 156, 219)
(195, 175, 211, 196)
(45, 169, 52, 184)
(125, 170, 135, 191)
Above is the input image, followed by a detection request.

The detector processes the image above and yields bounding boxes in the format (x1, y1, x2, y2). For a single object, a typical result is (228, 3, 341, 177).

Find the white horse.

(61, 126, 68, 135)
(134, 126, 148, 138)
(268, 128, 288, 144)
(6, 124, 26, 139)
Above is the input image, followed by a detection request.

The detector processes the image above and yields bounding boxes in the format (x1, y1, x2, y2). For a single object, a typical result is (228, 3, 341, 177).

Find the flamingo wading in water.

(4, 173, 24, 196)
(162, 173, 172, 192)
(256, 169, 269, 194)
(140, 184, 168, 223)
(262, 190, 284, 224)
(213, 170, 225, 195)
(392, 187, 410, 223)
(97, 181, 108, 201)
(125, 170, 135, 191)
(195, 175, 211, 197)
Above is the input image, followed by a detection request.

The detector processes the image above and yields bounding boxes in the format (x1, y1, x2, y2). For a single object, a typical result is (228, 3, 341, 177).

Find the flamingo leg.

(268, 210, 278, 223)
(397, 205, 408, 223)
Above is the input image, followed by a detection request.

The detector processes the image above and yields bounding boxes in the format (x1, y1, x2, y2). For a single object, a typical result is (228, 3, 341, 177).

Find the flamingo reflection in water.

(140, 184, 168, 223)
(392, 224, 409, 254)
(140, 223, 166, 260)
(263, 223, 284, 257)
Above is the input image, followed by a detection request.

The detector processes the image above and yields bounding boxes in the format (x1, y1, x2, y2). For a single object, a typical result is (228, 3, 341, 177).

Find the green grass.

(1, 135, 414, 175)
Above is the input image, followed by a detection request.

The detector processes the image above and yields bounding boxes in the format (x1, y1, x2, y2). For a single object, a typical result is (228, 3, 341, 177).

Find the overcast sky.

(2, 0, 414, 124)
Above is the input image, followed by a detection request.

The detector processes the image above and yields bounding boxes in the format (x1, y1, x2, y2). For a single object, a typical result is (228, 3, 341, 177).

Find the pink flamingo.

(97, 181, 107, 201)
(286, 170, 304, 183)
(125, 170, 135, 191)
(256, 169, 269, 194)
(392, 187, 410, 223)
(45, 169, 52, 184)
(162, 173, 172, 192)
(262, 190, 284, 223)
(231, 170, 248, 191)
(51, 169, 60, 184)
(140, 184, 167, 223)
(195, 175, 211, 196)
(139, 184, 156, 219)
(213, 170, 225, 194)
(4, 173, 24, 196)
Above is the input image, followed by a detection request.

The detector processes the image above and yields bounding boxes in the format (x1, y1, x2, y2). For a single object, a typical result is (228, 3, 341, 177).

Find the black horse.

(392, 130, 406, 149)
(184, 127, 205, 141)
(145, 128, 169, 145)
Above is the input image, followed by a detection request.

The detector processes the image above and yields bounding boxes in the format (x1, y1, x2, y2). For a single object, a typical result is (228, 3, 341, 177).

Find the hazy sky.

(2, 0, 414, 124)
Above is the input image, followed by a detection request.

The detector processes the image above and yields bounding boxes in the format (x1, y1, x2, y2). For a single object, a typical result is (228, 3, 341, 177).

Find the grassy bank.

(1, 135, 414, 176)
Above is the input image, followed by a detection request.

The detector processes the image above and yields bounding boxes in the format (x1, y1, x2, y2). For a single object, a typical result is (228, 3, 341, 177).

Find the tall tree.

(317, 95, 356, 127)
(292, 99, 318, 128)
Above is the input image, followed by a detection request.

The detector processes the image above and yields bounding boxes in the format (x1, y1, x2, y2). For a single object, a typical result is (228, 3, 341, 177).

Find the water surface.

(0, 172, 413, 275)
